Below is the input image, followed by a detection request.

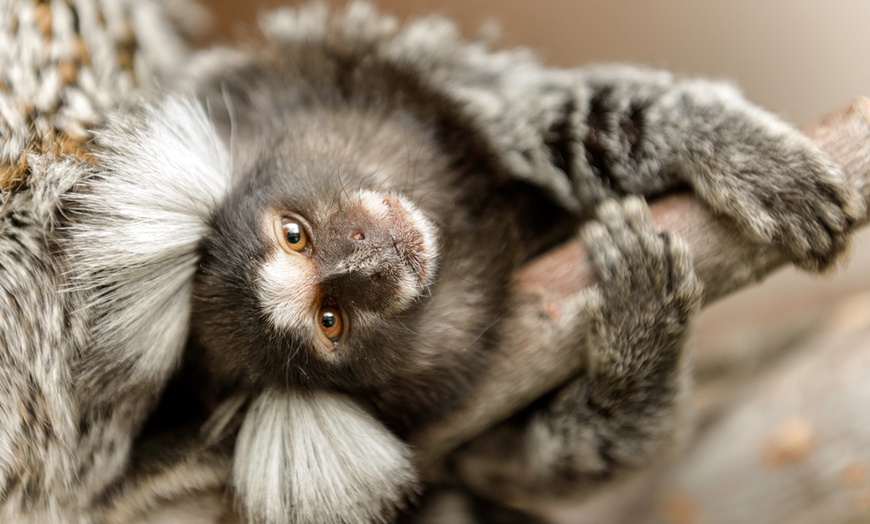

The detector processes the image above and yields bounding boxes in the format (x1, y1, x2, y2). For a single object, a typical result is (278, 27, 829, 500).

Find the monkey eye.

(274, 215, 310, 254)
(317, 306, 344, 343)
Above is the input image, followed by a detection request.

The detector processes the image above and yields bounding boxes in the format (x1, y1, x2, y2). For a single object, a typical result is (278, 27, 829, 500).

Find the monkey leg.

(447, 197, 703, 509)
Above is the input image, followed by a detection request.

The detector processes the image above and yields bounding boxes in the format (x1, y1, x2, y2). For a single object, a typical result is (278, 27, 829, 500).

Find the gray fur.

(0, 183, 84, 522)
(0, 0, 195, 520)
(0, 2, 864, 524)
(0, 95, 230, 521)
(167, 4, 862, 524)
(452, 197, 701, 507)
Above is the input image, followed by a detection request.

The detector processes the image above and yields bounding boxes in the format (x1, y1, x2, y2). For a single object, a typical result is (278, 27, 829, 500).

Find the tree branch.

(411, 97, 870, 471)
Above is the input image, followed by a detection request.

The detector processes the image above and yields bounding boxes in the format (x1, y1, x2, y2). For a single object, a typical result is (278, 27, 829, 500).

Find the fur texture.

(0, 0, 190, 203)
(0, 2, 865, 523)
(160, 3, 862, 523)
(234, 389, 416, 524)
(65, 96, 230, 390)
(0, 0, 194, 521)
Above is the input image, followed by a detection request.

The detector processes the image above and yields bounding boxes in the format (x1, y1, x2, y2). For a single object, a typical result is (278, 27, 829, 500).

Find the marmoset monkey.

(11, 2, 862, 524)
(166, 4, 863, 523)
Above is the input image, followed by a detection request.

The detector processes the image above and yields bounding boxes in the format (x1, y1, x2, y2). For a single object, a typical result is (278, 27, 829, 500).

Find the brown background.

(199, 0, 869, 124)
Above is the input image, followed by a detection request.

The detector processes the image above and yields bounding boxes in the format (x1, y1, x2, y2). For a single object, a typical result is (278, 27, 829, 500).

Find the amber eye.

(318, 306, 344, 342)
(274, 216, 310, 254)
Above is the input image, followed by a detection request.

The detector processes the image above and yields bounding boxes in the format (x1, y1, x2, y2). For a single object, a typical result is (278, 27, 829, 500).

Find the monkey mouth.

(320, 190, 440, 314)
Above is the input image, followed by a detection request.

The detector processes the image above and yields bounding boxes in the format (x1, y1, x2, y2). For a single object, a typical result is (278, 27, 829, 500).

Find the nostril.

(350, 229, 366, 241)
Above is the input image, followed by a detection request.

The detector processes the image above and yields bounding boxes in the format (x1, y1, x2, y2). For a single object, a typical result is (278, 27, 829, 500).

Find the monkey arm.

(449, 197, 704, 507)
(411, 96, 870, 473)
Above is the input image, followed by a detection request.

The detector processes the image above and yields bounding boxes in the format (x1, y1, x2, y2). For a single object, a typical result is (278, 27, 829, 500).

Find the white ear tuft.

(64, 96, 231, 386)
(234, 389, 417, 524)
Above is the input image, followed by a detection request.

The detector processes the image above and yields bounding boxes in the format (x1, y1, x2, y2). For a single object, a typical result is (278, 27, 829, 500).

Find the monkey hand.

(570, 196, 704, 475)
(684, 110, 864, 273)
(444, 197, 704, 504)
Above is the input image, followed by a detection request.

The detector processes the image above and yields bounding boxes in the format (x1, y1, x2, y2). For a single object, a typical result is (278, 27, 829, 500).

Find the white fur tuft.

(258, 243, 319, 335)
(64, 96, 231, 385)
(234, 389, 417, 524)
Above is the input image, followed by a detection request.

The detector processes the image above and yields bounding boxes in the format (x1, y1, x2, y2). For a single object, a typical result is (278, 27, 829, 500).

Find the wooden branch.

(552, 322, 870, 524)
(411, 97, 870, 471)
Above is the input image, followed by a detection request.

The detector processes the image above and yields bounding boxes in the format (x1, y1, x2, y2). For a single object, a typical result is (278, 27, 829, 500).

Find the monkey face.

(193, 171, 442, 391)
(189, 103, 469, 391)
(257, 189, 439, 361)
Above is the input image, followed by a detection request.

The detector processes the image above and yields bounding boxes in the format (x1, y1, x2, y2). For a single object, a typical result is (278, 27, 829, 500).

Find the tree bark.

(411, 97, 870, 470)
(549, 306, 870, 524)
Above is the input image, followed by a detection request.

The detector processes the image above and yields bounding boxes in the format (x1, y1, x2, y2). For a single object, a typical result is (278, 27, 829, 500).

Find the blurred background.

(194, 2, 870, 522)
(200, 0, 870, 125)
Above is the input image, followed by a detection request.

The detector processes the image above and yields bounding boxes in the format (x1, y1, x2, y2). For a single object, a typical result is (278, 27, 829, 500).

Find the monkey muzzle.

(316, 191, 439, 314)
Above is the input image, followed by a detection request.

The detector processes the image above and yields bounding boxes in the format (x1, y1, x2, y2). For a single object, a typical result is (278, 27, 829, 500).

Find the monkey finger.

(581, 219, 631, 296)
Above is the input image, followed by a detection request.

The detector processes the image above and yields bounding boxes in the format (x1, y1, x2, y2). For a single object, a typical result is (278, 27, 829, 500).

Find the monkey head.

(191, 147, 440, 394)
